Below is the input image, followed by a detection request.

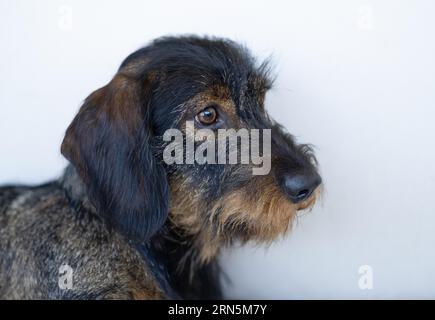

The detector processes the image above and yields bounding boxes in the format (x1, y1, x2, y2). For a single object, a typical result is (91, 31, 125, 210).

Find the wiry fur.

(0, 36, 321, 299)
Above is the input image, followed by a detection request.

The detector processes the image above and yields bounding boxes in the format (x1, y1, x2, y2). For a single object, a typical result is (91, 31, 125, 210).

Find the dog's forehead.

(119, 37, 274, 131)
(121, 36, 272, 102)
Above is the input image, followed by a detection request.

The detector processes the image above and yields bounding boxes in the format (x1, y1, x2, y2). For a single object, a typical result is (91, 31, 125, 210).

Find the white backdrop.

(1, 0, 435, 299)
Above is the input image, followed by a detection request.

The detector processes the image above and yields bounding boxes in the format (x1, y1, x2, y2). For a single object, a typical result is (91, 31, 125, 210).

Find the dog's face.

(62, 36, 321, 263)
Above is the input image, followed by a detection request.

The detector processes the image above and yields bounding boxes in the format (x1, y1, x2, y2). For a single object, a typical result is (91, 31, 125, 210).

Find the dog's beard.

(169, 174, 319, 265)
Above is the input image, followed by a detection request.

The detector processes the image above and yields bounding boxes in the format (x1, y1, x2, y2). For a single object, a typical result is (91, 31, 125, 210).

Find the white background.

(1, 0, 435, 299)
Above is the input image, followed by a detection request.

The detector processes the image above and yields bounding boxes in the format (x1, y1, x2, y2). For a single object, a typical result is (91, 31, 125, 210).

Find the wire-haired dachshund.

(0, 36, 321, 299)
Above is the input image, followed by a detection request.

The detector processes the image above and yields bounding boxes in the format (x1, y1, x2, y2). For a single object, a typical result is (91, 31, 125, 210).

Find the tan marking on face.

(182, 85, 239, 126)
(168, 173, 319, 265)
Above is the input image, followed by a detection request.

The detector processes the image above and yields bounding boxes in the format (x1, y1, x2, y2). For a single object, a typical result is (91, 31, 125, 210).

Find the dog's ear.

(61, 73, 168, 243)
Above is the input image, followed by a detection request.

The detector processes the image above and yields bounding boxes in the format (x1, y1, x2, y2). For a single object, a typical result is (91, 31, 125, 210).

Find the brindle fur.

(0, 36, 321, 299)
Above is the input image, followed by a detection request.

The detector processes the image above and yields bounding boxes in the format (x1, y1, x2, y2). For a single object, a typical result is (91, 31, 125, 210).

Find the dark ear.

(61, 74, 168, 243)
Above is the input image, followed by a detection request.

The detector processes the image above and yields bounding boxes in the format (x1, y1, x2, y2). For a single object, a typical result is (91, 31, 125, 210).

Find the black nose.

(282, 171, 322, 203)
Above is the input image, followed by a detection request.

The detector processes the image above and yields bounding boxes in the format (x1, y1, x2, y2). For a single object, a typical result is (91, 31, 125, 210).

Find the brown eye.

(196, 106, 217, 125)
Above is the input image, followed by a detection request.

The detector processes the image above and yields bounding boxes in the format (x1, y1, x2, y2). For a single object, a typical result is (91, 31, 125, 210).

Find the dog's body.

(0, 167, 220, 299)
(0, 36, 321, 299)
(0, 178, 165, 299)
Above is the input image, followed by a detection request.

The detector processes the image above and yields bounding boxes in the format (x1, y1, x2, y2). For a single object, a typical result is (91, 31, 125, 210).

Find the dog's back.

(0, 185, 28, 214)
(0, 181, 165, 299)
(0, 183, 58, 298)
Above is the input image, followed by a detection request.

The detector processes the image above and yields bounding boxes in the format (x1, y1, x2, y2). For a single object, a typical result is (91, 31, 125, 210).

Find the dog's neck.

(59, 165, 222, 299)
(60, 165, 96, 213)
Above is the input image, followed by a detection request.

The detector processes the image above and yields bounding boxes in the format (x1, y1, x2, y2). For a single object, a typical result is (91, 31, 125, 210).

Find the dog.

(0, 36, 321, 299)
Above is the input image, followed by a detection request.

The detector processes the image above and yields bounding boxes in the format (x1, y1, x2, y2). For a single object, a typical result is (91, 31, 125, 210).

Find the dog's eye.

(196, 106, 218, 125)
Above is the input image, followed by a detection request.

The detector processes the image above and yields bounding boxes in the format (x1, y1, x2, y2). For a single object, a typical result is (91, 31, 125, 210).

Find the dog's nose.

(282, 171, 322, 203)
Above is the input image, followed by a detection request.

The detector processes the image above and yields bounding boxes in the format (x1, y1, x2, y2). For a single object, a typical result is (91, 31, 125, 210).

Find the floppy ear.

(61, 74, 169, 243)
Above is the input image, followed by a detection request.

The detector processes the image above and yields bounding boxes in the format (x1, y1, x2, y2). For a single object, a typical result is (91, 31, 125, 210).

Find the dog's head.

(62, 36, 321, 262)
